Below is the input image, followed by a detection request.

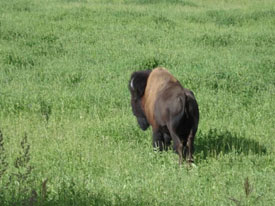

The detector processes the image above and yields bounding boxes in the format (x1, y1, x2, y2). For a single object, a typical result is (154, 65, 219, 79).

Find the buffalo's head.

(128, 70, 151, 130)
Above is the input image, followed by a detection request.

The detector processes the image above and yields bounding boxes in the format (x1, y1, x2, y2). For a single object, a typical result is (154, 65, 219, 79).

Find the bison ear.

(129, 70, 151, 99)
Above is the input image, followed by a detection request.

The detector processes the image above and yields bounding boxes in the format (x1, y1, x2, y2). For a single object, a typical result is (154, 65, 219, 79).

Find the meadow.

(0, 0, 275, 205)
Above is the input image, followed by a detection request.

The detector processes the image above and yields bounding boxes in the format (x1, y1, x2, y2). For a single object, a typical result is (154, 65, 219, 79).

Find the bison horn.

(130, 77, 135, 89)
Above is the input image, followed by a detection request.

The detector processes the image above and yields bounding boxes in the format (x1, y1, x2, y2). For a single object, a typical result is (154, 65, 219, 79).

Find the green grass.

(0, 0, 275, 205)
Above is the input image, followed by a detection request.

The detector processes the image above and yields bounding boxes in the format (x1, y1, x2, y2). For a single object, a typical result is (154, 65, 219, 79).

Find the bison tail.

(184, 91, 200, 127)
(179, 94, 189, 120)
(176, 93, 198, 125)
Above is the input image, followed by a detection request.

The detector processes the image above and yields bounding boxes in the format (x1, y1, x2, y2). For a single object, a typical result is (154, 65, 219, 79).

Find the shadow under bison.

(195, 129, 267, 159)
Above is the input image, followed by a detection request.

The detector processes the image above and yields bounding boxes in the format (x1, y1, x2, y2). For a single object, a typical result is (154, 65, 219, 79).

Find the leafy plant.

(229, 177, 263, 205)
(40, 100, 52, 123)
(0, 130, 8, 179)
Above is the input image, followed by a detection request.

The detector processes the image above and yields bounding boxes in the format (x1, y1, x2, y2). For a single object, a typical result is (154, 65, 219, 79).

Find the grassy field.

(0, 0, 275, 205)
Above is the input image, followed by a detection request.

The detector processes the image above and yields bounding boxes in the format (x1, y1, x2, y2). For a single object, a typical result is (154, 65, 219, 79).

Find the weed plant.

(0, 0, 274, 205)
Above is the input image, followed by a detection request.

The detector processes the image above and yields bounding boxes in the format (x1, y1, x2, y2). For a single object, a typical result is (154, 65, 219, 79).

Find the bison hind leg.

(166, 115, 185, 165)
(185, 128, 197, 163)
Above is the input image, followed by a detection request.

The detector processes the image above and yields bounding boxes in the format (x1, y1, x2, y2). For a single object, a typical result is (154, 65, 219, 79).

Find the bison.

(129, 67, 199, 165)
